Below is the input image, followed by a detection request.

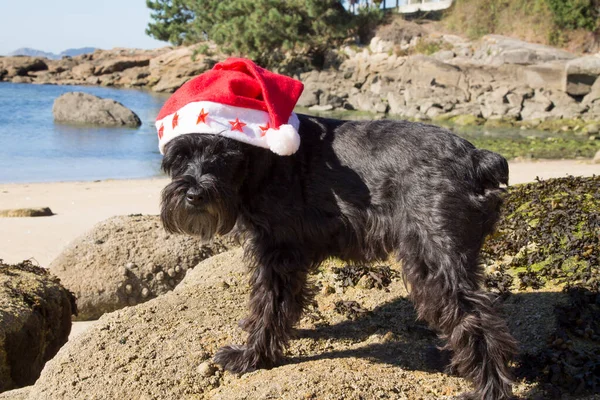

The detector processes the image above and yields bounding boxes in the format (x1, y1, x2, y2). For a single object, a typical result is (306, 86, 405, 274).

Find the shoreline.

(1, 158, 598, 267)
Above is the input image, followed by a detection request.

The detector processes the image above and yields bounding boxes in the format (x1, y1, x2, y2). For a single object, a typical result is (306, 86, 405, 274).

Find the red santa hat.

(155, 57, 304, 156)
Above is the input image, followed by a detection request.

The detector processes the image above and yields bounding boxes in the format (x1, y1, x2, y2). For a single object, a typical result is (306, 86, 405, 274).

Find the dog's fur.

(160, 115, 518, 399)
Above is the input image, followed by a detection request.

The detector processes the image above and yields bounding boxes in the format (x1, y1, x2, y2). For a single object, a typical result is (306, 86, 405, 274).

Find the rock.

(149, 46, 219, 93)
(433, 50, 455, 61)
(369, 37, 394, 54)
(584, 123, 600, 135)
(401, 55, 467, 91)
(94, 58, 150, 75)
(520, 90, 553, 121)
(347, 92, 386, 113)
(49, 215, 235, 320)
(52, 92, 141, 127)
(594, 150, 600, 164)
(297, 85, 320, 108)
(10, 76, 32, 84)
(23, 242, 568, 399)
(387, 92, 406, 115)
(308, 104, 334, 112)
(565, 55, 600, 96)
(474, 35, 576, 66)
(117, 66, 150, 87)
(70, 63, 95, 79)
(0, 387, 31, 400)
(522, 61, 567, 91)
(546, 90, 587, 119)
(583, 74, 600, 105)
(0, 207, 53, 217)
(480, 87, 523, 120)
(0, 57, 47, 79)
(0, 260, 76, 393)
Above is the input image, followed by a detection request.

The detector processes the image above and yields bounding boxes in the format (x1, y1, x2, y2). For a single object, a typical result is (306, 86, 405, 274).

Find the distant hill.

(7, 47, 98, 59)
(58, 47, 97, 58)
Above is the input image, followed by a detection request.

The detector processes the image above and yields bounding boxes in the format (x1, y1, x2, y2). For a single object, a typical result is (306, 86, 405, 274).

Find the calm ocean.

(0, 82, 169, 183)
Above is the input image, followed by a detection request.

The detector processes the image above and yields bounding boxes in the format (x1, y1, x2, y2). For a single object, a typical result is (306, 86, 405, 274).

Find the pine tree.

(146, 0, 196, 45)
(146, 0, 359, 68)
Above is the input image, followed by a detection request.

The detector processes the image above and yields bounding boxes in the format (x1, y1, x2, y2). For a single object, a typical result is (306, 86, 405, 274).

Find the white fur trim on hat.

(156, 100, 301, 155)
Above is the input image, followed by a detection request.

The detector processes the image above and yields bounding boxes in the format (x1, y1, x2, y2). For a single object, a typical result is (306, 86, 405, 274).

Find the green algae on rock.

(0, 260, 77, 393)
(482, 176, 600, 396)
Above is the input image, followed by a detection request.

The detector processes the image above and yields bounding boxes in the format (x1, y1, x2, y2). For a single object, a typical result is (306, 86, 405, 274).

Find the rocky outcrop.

(49, 215, 235, 320)
(0, 56, 47, 79)
(2, 34, 600, 126)
(0, 260, 76, 393)
(52, 92, 142, 127)
(299, 35, 600, 125)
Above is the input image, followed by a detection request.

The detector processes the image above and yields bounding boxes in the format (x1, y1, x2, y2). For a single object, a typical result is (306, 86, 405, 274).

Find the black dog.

(160, 115, 518, 399)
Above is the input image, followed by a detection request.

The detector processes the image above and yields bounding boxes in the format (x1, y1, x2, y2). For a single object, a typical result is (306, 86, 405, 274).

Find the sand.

(0, 159, 598, 267)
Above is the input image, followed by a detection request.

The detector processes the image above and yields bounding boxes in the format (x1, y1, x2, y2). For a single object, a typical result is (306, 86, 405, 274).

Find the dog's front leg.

(214, 247, 312, 373)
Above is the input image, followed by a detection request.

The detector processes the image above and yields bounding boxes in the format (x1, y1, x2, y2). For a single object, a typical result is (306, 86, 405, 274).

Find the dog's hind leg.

(400, 237, 517, 400)
(214, 246, 313, 373)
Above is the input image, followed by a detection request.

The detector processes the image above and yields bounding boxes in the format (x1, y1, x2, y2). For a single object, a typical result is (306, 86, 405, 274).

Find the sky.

(0, 0, 167, 55)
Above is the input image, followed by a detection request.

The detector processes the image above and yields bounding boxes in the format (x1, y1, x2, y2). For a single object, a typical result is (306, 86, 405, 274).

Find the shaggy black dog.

(160, 115, 518, 400)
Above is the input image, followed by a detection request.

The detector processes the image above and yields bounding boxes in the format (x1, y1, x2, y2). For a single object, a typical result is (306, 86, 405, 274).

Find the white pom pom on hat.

(155, 57, 305, 156)
(265, 124, 301, 156)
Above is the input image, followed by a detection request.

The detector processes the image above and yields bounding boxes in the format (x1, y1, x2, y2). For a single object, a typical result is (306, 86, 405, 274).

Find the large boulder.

(52, 92, 141, 127)
(49, 215, 235, 320)
(566, 55, 600, 96)
(0, 260, 76, 393)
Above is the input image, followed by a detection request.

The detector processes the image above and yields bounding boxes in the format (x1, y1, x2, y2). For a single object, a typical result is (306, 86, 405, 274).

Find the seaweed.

(481, 176, 600, 396)
(332, 264, 397, 291)
(333, 300, 369, 320)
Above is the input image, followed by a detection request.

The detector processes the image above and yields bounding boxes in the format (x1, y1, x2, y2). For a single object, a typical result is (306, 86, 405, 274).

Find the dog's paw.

(214, 345, 257, 374)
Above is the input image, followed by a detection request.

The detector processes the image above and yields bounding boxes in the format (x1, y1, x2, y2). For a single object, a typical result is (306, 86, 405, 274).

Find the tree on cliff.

(146, 0, 380, 68)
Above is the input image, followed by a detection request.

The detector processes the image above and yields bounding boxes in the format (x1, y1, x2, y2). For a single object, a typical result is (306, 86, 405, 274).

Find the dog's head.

(160, 134, 248, 241)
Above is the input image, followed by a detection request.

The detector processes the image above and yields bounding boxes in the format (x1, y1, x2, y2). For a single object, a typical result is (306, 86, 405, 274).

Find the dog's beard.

(160, 176, 238, 242)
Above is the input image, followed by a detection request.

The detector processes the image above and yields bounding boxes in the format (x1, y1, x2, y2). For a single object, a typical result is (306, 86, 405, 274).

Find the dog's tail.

(472, 149, 509, 237)
(472, 149, 509, 188)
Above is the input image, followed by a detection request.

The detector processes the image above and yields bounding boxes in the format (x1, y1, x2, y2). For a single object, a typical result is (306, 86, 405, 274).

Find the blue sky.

(0, 0, 167, 55)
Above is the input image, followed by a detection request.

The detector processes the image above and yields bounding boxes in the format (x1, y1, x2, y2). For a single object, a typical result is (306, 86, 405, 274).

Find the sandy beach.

(0, 159, 598, 267)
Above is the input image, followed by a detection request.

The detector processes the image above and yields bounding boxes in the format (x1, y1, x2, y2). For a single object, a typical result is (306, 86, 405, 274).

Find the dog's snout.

(185, 187, 204, 206)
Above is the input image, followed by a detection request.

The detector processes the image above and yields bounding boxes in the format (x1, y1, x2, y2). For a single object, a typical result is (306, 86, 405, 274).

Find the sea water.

(0, 82, 168, 183)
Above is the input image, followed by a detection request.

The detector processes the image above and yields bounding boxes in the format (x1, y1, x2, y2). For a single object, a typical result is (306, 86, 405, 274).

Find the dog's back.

(297, 115, 508, 243)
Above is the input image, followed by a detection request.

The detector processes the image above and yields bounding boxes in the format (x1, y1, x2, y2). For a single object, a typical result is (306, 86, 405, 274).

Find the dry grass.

(443, 0, 556, 44)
